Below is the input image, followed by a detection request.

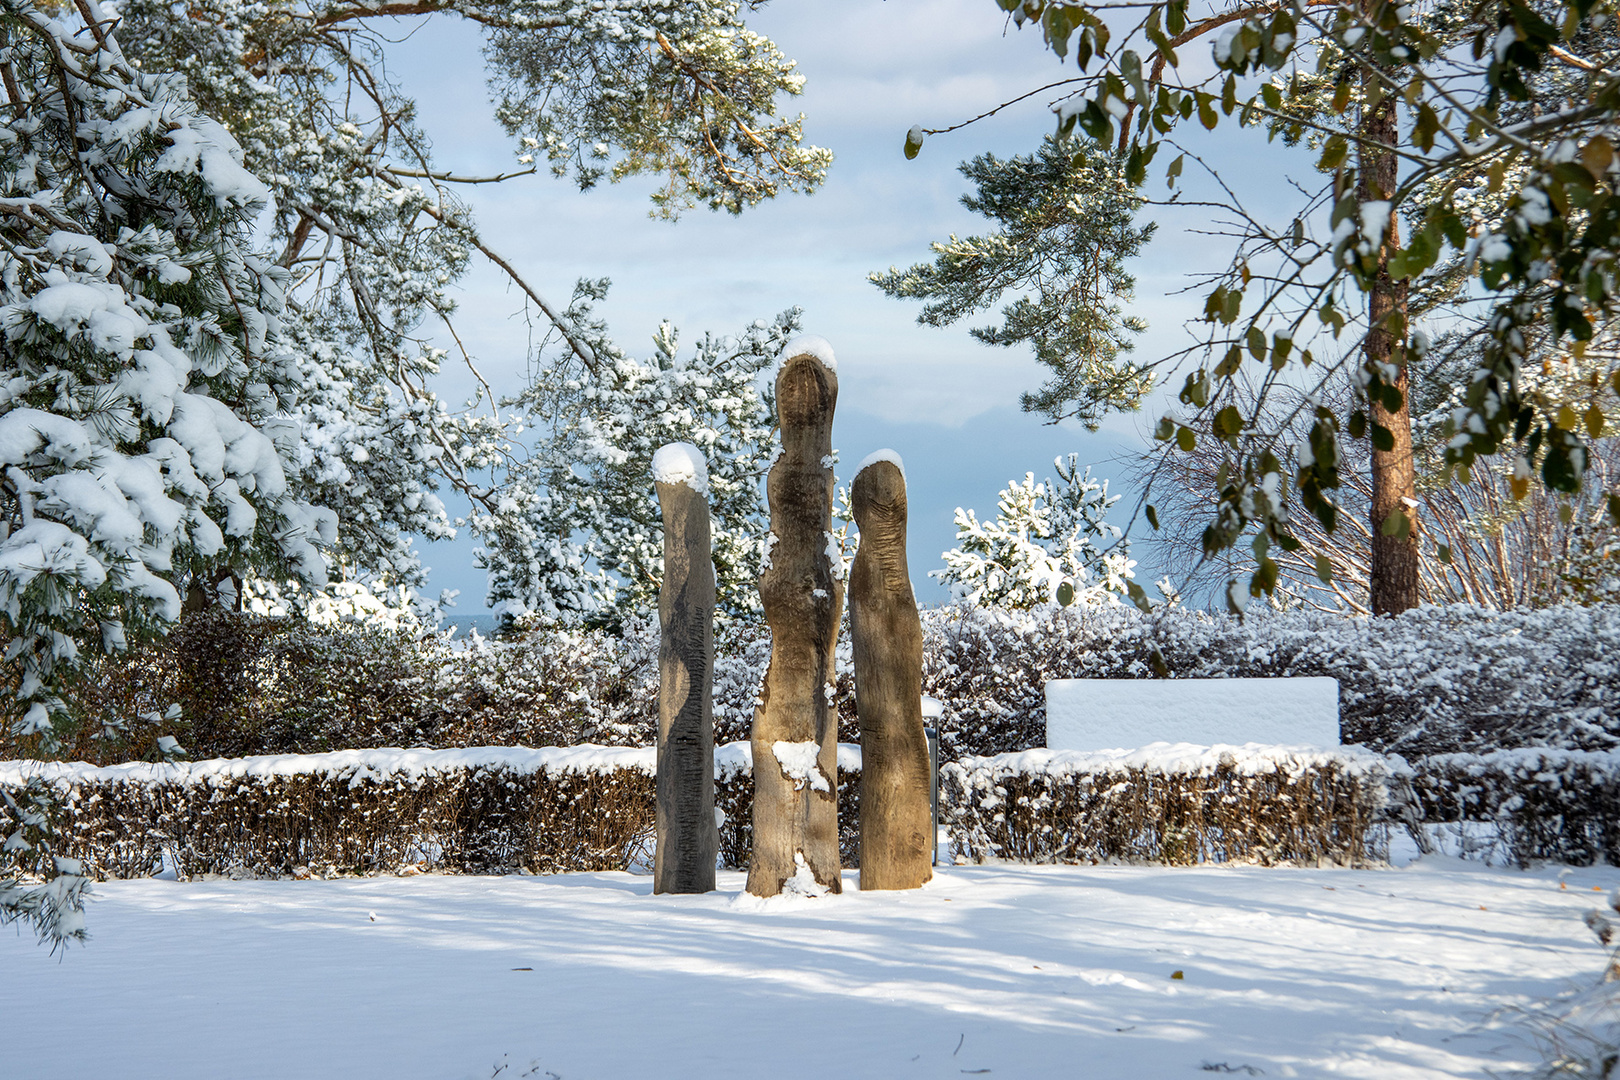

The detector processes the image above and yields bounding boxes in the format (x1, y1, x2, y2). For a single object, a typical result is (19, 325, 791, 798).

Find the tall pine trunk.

(1359, 29, 1420, 616)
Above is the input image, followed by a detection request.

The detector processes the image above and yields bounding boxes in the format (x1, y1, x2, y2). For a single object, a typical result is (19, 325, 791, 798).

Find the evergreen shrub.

(40, 602, 1620, 766)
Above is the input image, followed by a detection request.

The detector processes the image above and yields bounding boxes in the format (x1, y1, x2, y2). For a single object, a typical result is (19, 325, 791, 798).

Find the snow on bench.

(1045, 677, 1340, 752)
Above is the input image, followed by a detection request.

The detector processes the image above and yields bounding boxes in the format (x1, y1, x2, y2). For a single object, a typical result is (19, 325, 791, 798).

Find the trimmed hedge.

(1, 742, 1409, 879)
(0, 744, 865, 881)
(1408, 748, 1620, 867)
(943, 745, 1408, 867)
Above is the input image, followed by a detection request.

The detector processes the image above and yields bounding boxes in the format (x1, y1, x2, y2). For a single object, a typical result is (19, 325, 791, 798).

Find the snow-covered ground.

(6, 858, 1617, 1079)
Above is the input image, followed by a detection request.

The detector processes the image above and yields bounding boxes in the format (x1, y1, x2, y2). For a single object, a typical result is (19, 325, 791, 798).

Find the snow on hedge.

(957, 741, 1407, 781)
(0, 744, 660, 789)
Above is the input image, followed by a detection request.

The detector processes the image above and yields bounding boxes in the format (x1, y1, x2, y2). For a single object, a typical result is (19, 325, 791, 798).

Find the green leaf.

(1253, 556, 1279, 594)
(1056, 580, 1076, 607)
(1146, 503, 1160, 531)
(1371, 423, 1396, 452)
(1176, 425, 1197, 452)
(1379, 509, 1411, 539)
(1348, 410, 1367, 439)
(1222, 287, 1242, 324)
(1215, 345, 1244, 376)
(1318, 136, 1348, 171)
(1166, 0, 1187, 36)
(1213, 405, 1244, 438)
(1166, 153, 1184, 188)
(1246, 326, 1267, 360)
(1436, 543, 1453, 565)
(1543, 443, 1581, 492)
(1608, 492, 1620, 526)
(1125, 580, 1153, 613)
(1315, 554, 1333, 583)
(903, 126, 925, 160)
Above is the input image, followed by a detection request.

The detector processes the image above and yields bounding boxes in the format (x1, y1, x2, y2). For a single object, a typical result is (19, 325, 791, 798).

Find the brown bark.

(653, 472, 717, 894)
(1359, 45, 1420, 616)
(747, 351, 843, 897)
(850, 457, 932, 891)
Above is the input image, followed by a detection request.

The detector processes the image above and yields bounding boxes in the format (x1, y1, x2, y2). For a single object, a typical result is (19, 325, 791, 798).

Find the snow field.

(4, 858, 1615, 1079)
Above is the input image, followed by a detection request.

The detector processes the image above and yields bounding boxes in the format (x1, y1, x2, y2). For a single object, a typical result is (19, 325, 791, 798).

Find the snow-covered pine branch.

(0, 0, 342, 943)
(111, 0, 830, 619)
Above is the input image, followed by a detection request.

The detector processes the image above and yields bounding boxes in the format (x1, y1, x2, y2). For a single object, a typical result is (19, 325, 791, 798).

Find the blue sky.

(378, 0, 1311, 612)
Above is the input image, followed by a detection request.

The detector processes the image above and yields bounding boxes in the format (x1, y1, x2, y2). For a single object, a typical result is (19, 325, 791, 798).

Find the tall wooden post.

(748, 340, 843, 897)
(850, 452, 932, 890)
(653, 442, 717, 894)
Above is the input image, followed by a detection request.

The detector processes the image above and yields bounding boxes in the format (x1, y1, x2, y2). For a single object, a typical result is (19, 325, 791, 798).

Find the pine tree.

(871, 137, 1154, 429)
(936, 455, 1133, 608)
(0, 0, 334, 943)
(113, 0, 831, 611)
(478, 299, 796, 627)
(908, 0, 1620, 615)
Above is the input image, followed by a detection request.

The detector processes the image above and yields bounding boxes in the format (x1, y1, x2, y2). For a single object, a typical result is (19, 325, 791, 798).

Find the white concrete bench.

(1045, 677, 1340, 751)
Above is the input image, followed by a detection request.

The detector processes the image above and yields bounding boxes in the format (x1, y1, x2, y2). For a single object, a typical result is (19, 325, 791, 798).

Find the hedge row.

(1, 742, 1409, 879)
(31, 602, 1617, 766)
(943, 745, 1407, 867)
(1408, 748, 1620, 867)
(0, 744, 866, 881)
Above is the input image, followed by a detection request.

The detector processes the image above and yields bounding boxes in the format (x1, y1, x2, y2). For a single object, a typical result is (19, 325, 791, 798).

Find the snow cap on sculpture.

(856, 448, 905, 482)
(651, 441, 709, 496)
(781, 334, 837, 372)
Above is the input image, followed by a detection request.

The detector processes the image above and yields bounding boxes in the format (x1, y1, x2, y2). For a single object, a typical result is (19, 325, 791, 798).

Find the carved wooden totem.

(652, 443, 718, 894)
(850, 453, 932, 890)
(748, 344, 843, 897)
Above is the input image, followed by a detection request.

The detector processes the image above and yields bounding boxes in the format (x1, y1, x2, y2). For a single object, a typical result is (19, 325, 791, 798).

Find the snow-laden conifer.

(479, 301, 795, 626)
(0, 0, 336, 943)
(114, 0, 831, 616)
(935, 455, 1133, 609)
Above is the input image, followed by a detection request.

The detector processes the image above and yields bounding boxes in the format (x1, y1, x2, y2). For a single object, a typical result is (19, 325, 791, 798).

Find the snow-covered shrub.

(935, 455, 1134, 609)
(41, 612, 669, 762)
(50, 601, 1620, 771)
(918, 602, 1620, 759)
(1, 747, 660, 878)
(942, 745, 1405, 866)
(1410, 749, 1620, 867)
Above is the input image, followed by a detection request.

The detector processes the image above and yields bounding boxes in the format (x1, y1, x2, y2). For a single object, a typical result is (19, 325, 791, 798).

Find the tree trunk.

(850, 456, 932, 891)
(653, 452, 717, 894)
(748, 349, 843, 897)
(1360, 45, 1420, 616)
